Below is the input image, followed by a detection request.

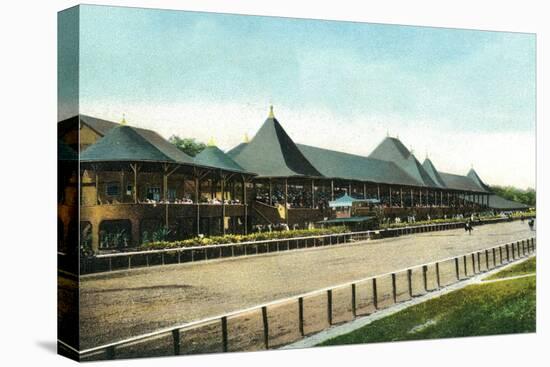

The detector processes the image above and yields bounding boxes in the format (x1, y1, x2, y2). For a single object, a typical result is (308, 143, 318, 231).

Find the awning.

(328, 194, 379, 208)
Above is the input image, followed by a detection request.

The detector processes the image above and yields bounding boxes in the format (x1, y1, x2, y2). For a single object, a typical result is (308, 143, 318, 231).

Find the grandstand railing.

(80, 217, 515, 274)
(65, 236, 536, 361)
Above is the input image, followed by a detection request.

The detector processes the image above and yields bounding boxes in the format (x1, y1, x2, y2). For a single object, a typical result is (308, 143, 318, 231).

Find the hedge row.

(139, 226, 349, 250)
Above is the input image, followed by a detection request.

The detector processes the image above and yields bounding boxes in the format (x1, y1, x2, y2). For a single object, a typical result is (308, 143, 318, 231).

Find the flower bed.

(139, 226, 349, 250)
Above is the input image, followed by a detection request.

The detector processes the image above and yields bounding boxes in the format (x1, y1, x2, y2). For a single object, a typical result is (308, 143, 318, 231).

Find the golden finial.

(268, 105, 275, 119)
(244, 133, 250, 143)
(121, 113, 127, 125)
(207, 136, 216, 147)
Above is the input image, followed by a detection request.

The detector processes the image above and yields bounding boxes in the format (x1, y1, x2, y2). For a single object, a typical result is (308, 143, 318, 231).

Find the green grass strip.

(319, 276, 536, 346)
(485, 257, 536, 280)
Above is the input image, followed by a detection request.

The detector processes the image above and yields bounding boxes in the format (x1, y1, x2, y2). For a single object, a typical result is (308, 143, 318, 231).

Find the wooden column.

(311, 179, 315, 209)
(119, 170, 124, 202)
(95, 171, 100, 204)
(377, 185, 381, 201)
(130, 163, 139, 204)
(269, 179, 273, 206)
(221, 174, 226, 235)
(389, 186, 392, 207)
(410, 189, 414, 207)
(400, 188, 403, 207)
(195, 176, 200, 235)
(419, 189, 422, 207)
(242, 175, 248, 235)
(284, 178, 289, 224)
(331, 180, 335, 201)
(348, 182, 352, 195)
(363, 183, 367, 199)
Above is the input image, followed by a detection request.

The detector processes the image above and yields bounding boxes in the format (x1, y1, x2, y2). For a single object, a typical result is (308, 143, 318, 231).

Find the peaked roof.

(80, 125, 195, 164)
(486, 194, 530, 210)
(195, 146, 250, 174)
(439, 172, 488, 192)
(80, 114, 119, 136)
(422, 158, 447, 188)
(296, 144, 423, 186)
(328, 193, 378, 208)
(467, 168, 492, 192)
(226, 142, 248, 158)
(230, 112, 322, 178)
(58, 139, 78, 161)
(369, 137, 436, 187)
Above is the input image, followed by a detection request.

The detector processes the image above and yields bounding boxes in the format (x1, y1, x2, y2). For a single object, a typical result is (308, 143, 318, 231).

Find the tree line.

(490, 185, 536, 206)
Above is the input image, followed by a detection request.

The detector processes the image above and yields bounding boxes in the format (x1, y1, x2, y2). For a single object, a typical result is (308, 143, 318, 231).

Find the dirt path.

(77, 221, 534, 349)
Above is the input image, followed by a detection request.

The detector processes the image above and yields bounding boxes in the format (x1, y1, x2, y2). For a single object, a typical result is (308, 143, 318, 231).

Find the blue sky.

(63, 5, 536, 188)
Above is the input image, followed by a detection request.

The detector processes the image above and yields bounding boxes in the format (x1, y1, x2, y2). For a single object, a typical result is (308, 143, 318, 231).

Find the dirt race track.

(73, 221, 534, 350)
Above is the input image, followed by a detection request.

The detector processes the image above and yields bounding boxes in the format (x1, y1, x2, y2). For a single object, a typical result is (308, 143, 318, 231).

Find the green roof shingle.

(195, 146, 251, 174)
(230, 114, 322, 178)
(80, 125, 195, 164)
(296, 144, 423, 186)
(369, 137, 436, 187)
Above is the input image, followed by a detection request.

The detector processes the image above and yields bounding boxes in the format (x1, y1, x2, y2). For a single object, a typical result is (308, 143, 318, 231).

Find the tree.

(169, 135, 206, 157)
(490, 185, 536, 206)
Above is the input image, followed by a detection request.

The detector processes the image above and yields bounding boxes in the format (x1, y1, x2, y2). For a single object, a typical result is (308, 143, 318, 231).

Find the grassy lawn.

(319, 276, 536, 346)
(485, 256, 536, 280)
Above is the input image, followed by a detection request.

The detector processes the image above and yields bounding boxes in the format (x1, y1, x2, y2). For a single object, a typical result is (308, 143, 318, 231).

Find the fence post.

(506, 244, 510, 262)
(499, 246, 503, 265)
(485, 250, 489, 270)
(172, 329, 180, 355)
(391, 273, 397, 303)
(221, 316, 228, 352)
(349, 283, 357, 317)
(463, 255, 468, 277)
(471, 254, 476, 274)
(327, 290, 333, 325)
(435, 262, 441, 289)
(372, 278, 378, 309)
(455, 258, 460, 280)
(477, 252, 481, 272)
(422, 265, 428, 291)
(298, 297, 304, 336)
(407, 269, 413, 298)
(128, 256, 131, 270)
(492, 248, 496, 268)
(106, 346, 116, 360)
(261, 306, 269, 350)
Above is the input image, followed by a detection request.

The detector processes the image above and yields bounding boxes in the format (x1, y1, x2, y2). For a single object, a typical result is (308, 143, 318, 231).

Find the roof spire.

(268, 105, 275, 119)
(121, 113, 127, 125)
(409, 145, 414, 155)
(207, 136, 216, 147)
(243, 133, 250, 143)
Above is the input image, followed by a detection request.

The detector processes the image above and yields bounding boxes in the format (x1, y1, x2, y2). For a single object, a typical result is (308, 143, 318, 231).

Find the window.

(147, 187, 161, 201)
(168, 188, 177, 201)
(106, 183, 120, 197)
(126, 185, 133, 196)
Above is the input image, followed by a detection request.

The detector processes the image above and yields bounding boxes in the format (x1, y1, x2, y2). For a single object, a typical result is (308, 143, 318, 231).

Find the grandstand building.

(57, 107, 529, 253)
